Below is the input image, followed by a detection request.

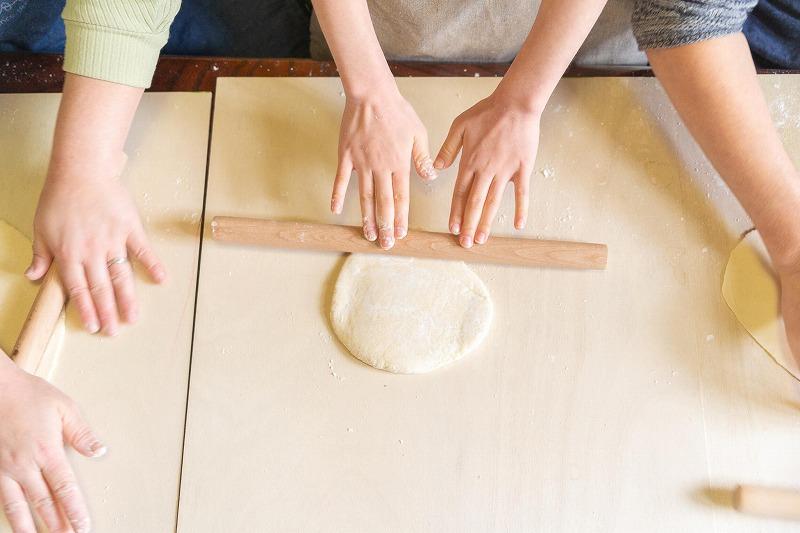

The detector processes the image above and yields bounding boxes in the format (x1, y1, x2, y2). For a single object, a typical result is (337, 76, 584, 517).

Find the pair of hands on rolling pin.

(330, 81, 539, 250)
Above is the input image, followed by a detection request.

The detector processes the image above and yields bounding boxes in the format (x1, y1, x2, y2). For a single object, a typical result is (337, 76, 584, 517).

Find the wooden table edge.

(2, 52, 798, 94)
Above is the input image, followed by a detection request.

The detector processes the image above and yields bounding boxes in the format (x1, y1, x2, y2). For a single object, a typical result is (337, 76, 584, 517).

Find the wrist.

(492, 77, 547, 116)
(341, 66, 397, 102)
(766, 228, 800, 277)
(752, 180, 800, 275)
(47, 147, 127, 185)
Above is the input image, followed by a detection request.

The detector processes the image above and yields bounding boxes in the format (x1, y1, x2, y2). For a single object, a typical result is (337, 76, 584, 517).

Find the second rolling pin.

(211, 217, 607, 270)
(12, 267, 66, 376)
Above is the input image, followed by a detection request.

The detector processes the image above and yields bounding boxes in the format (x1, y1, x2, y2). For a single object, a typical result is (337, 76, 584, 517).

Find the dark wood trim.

(1, 52, 797, 93)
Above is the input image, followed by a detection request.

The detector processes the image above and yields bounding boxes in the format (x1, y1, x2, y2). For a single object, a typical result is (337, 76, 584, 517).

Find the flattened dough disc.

(722, 230, 800, 381)
(330, 254, 493, 374)
(0, 220, 65, 380)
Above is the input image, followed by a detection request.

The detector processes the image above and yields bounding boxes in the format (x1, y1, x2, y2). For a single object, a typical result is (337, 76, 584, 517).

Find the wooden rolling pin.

(11, 267, 66, 375)
(734, 485, 800, 521)
(211, 217, 608, 270)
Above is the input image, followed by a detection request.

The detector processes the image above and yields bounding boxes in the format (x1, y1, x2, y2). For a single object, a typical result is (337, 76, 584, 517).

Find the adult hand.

(28, 168, 165, 336)
(435, 92, 540, 248)
(330, 86, 437, 250)
(0, 360, 105, 533)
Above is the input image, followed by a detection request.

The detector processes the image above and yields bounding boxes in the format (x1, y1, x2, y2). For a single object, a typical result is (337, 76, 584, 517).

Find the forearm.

(311, 0, 395, 98)
(48, 73, 143, 184)
(496, 0, 608, 112)
(647, 33, 800, 272)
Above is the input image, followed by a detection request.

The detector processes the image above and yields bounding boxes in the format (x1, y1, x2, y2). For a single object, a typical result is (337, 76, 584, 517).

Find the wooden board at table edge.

(2, 52, 797, 94)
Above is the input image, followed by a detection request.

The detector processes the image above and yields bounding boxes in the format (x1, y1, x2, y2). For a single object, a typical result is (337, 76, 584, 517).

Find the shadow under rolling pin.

(210, 217, 607, 270)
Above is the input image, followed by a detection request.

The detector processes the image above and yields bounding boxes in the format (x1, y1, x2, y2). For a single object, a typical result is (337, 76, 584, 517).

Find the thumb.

(63, 403, 106, 459)
(434, 119, 464, 170)
(25, 239, 52, 281)
(412, 128, 437, 181)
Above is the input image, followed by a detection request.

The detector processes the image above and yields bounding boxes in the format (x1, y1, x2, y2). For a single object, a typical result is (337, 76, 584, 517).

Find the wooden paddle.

(210, 217, 608, 270)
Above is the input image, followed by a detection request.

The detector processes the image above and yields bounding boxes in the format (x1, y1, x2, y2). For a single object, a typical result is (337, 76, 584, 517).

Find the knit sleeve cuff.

(632, 0, 757, 50)
(63, 20, 167, 88)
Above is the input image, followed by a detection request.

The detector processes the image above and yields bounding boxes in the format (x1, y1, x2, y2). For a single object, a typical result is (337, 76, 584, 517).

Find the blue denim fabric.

(0, 0, 309, 57)
(0, 0, 65, 53)
(744, 0, 800, 68)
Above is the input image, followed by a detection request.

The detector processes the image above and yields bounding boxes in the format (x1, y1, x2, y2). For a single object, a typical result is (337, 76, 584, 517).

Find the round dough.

(330, 254, 493, 374)
(722, 230, 800, 382)
(0, 220, 65, 380)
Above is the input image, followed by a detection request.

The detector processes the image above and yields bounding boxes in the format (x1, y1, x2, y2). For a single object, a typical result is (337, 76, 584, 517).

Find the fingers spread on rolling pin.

(449, 165, 474, 236)
(374, 172, 395, 250)
(41, 455, 91, 533)
(108, 251, 137, 324)
(128, 229, 166, 284)
(475, 178, 507, 244)
(59, 261, 99, 334)
(85, 261, 119, 337)
(0, 476, 35, 533)
(331, 155, 353, 214)
(392, 170, 410, 239)
(513, 164, 532, 230)
(459, 173, 493, 248)
(358, 170, 377, 242)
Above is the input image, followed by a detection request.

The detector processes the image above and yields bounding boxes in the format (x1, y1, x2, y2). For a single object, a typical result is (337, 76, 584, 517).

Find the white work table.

(1, 75, 799, 532)
(176, 77, 800, 532)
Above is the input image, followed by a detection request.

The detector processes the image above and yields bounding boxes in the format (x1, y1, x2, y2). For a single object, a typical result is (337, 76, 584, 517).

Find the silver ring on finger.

(106, 256, 129, 269)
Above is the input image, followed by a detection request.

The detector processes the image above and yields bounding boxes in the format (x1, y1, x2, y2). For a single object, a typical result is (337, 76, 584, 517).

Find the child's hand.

(28, 169, 165, 336)
(435, 93, 539, 248)
(0, 358, 104, 533)
(330, 88, 437, 250)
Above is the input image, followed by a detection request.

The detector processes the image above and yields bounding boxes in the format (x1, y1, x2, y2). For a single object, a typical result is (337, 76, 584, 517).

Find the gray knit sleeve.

(632, 0, 757, 50)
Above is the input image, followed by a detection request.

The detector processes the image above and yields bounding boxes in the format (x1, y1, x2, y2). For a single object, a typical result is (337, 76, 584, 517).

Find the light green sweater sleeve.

(62, 0, 182, 88)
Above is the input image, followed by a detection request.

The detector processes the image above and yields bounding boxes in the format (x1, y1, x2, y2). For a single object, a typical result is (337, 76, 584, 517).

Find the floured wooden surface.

(0, 92, 210, 532)
(179, 77, 800, 532)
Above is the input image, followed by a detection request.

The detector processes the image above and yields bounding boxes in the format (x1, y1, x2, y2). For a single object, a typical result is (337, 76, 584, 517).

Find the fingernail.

(461, 235, 473, 248)
(91, 443, 107, 458)
(475, 231, 487, 244)
(515, 219, 526, 230)
(434, 158, 444, 170)
(396, 226, 407, 239)
(451, 223, 461, 235)
(380, 236, 395, 250)
(86, 322, 100, 334)
(24, 266, 34, 278)
(364, 228, 377, 241)
(106, 326, 119, 337)
(330, 198, 340, 214)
